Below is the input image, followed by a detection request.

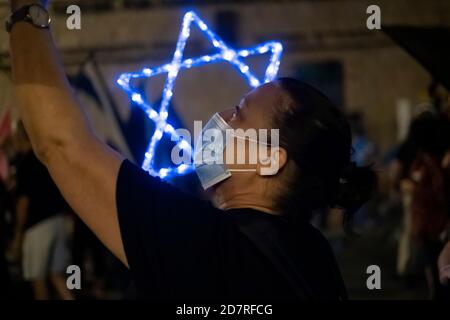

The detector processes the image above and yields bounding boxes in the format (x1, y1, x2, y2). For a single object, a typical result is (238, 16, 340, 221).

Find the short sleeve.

(116, 160, 229, 299)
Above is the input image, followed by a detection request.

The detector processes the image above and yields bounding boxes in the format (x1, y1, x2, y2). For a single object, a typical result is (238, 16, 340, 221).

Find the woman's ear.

(257, 147, 288, 176)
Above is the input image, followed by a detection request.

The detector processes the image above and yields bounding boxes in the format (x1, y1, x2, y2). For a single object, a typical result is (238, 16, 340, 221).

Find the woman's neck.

(212, 181, 280, 215)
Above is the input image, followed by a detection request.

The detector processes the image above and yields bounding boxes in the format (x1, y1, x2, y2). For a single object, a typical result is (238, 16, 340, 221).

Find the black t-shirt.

(117, 160, 346, 300)
(16, 151, 69, 229)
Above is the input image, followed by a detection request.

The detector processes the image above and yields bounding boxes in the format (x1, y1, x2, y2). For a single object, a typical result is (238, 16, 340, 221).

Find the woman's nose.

(219, 108, 235, 122)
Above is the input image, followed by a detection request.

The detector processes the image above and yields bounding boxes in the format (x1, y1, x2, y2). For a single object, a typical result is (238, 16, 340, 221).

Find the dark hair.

(405, 111, 450, 160)
(272, 78, 377, 230)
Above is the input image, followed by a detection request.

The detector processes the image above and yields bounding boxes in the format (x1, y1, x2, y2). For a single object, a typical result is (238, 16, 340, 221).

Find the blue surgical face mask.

(194, 113, 232, 190)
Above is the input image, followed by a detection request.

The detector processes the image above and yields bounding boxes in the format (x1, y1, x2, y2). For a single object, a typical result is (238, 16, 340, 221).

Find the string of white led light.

(117, 11, 283, 179)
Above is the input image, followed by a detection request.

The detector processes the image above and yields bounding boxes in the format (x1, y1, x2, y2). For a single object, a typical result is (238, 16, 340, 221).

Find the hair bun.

(333, 162, 377, 211)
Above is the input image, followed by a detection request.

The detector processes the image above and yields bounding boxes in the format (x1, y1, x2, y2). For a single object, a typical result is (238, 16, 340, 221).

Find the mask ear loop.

(260, 147, 281, 176)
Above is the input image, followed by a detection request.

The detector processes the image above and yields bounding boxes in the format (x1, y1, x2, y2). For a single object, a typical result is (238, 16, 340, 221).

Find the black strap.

(11, 5, 32, 22)
(236, 217, 316, 300)
(6, 5, 31, 32)
(6, 4, 49, 33)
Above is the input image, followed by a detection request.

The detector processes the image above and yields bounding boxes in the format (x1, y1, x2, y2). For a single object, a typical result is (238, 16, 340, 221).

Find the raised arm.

(9, 0, 128, 266)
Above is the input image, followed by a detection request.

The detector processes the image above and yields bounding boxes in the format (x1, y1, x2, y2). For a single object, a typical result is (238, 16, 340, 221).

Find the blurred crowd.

(344, 81, 450, 299)
(306, 81, 450, 299)
(0, 122, 128, 300)
(387, 82, 450, 299)
(0, 81, 450, 300)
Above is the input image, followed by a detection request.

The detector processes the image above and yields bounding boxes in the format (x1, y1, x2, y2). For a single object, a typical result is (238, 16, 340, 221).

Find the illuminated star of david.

(117, 11, 283, 179)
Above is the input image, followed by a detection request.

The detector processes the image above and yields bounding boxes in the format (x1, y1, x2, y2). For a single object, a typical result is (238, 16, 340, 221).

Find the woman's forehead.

(241, 83, 283, 127)
(244, 83, 282, 107)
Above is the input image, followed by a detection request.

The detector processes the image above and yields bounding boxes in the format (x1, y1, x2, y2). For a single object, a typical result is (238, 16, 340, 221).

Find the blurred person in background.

(394, 81, 450, 299)
(348, 112, 378, 230)
(8, 123, 74, 300)
(0, 108, 15, 299)
(438, 240, 450, 287)
(348, 112, 377, 168)
(0, 151, 11, 299)
(437, 150, 450, 293)
(428, 80, 450, 116)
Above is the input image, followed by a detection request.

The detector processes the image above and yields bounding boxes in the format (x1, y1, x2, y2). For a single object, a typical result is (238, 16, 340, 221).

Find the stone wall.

(0, 0, 449, 151)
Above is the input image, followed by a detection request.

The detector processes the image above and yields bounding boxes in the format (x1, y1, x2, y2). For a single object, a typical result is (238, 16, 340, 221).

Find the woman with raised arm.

(9, 0, 376, 300)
